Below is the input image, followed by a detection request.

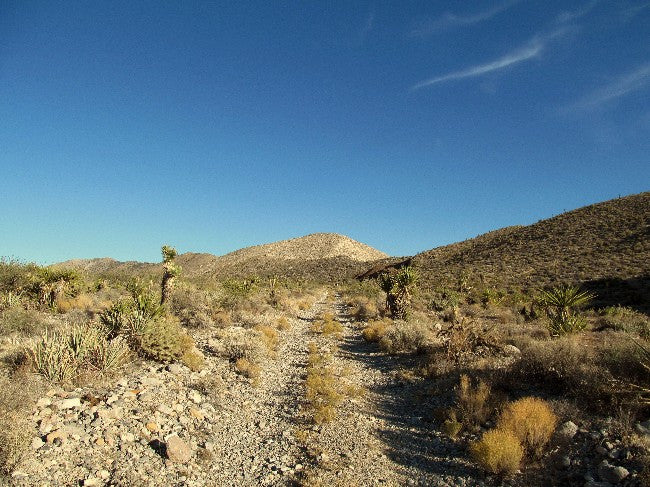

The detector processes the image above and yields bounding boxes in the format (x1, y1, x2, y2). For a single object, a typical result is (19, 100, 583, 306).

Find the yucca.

(537, 285, 594, 335)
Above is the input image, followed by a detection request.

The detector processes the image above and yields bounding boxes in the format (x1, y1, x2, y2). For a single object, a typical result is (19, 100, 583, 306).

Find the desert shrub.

(441, 411, 463, 439)
(0, 307, 49, 336)
(214, 326, 266, 362)
(445, 319, 498, 362)
(362, 318, 392, 342)
(0, 258, 38, 295)
(599, 306, 650, 338)
(379, 321, 432, 354)
(510, 337, 612, 405)
(497, 397, 557, 457)
(429, 287, 461, 312)
(234, 358, 261, 379)
(456, 374, 491, 428)
(470, 429, 523, 476)
(537, 285, 594, 336)
(170, 284, 218, 329)
(139, 317, 194, 363)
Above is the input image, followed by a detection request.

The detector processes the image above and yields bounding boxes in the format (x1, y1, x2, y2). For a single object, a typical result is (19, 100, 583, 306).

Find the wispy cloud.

(572, 62, 650, 109)
(412, 29, 566, 90)
(410, 0, 517, 36)
(555, 0, 599, 23)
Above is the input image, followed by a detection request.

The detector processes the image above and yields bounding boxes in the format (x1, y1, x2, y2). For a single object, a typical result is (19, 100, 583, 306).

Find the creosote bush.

(361, 318, 392, 343)
(470, 429, 523, 477)
(497, 397, 557, 457)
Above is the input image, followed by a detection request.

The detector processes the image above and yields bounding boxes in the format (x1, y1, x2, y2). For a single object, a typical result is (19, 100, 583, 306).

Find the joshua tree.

(160, 245, 181, 306)
(378, 266, 419, 319)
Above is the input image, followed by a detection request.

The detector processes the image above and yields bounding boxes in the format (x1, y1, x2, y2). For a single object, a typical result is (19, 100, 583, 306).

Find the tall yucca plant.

(161, 245, 181, 306)
(537, 285, 594, 335)
(377, 266, 418, 319)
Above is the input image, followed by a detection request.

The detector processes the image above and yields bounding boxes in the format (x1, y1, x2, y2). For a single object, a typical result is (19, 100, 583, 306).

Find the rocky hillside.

(58, 233, 388, 282)
(412, 191, 650, 307)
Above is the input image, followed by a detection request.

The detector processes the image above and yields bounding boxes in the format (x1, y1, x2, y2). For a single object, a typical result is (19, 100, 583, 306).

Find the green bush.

(537, 285, 593, 335)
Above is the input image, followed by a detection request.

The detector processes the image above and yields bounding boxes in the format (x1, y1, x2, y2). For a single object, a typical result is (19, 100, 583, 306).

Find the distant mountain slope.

(412, 192, 650, 302)
(57, 233, 388, 281)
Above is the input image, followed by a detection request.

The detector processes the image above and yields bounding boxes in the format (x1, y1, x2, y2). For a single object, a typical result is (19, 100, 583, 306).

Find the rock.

(83, 478, 101, 486)
(596, 446, 608, 455)
(556, 421, 578, 441)
(166, 435, 192, 463)
(189, 390, 202, 404)
(56, 397, 81, 409)
(598, 460, 629, 484)
(31, 437, 45, 450)
(146, 422, 159, 433)
(99, 470, 110, 480)
(502, 344, 521, 356)
(36, 397, 52, 408)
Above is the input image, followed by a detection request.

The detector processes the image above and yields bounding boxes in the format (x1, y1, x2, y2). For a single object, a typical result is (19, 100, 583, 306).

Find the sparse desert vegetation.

(0, 192, 649, 486)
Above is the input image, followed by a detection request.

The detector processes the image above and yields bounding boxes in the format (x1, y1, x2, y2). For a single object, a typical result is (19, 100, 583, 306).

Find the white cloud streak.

(574, 63, 650, 109)
(412, 29, 566, 90)
(555, 0, 599, 23)
(410, 0, 518, 36)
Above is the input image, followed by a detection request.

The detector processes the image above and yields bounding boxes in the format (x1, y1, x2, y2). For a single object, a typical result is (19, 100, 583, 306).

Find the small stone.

(99, 470, 110, 480)
(83, 477, 101, 486)
(556, 421, 579, 441)
(204, 441, 214, 452)
(56, 397, 81, 409)
(146, 422, 159, 433)
(596, 446, 608, 455)
(189, 408, 205, 421)
(106, 395, 119, 405)
(166, 435, 192, 463)
(46, 429, 67, 444)
(121, 432, 135, 443)
(173, 403, 184, 413)
(598, 460, 629, 484)
(31, 437, 45, 450)
(94, 437, 105, 446)
(189, 390, 202, 404)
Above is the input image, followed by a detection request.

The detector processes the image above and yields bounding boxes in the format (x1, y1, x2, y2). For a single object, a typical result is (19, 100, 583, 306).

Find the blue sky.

(1, 1, 649, 264)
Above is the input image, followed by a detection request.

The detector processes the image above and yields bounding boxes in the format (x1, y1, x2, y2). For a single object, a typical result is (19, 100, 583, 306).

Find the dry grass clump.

(361, 318, 392, 342)
(235, 357, 261, 379)
(599, 305, 650, 338)
(497, 397, 557, 457)
(276, 316, 291, 330)
(378, 321, 433, 354)
(470, 429, 523, 477)
(0, 373, 45, 474)
(305, 343, 345, 424)
(311, 314, 344, 338)
(255, 325, 279, 353)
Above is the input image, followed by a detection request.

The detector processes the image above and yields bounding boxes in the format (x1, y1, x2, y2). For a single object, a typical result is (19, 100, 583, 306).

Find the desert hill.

(411, 191, 650, 307)
(58, 233, 388, 282)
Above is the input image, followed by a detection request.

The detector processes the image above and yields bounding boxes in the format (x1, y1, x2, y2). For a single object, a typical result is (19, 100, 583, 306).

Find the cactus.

(138, 316, 193, 362)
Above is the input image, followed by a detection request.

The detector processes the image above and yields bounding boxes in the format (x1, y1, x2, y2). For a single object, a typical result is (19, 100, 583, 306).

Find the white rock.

(56, 397, 81, 409)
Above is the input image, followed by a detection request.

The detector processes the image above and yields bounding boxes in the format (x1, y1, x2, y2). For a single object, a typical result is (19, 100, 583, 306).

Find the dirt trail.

(296, 292, 480, 487)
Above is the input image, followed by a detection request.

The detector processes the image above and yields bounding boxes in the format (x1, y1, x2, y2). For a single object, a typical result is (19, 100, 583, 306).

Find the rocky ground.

(7, 293, 649, 486)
